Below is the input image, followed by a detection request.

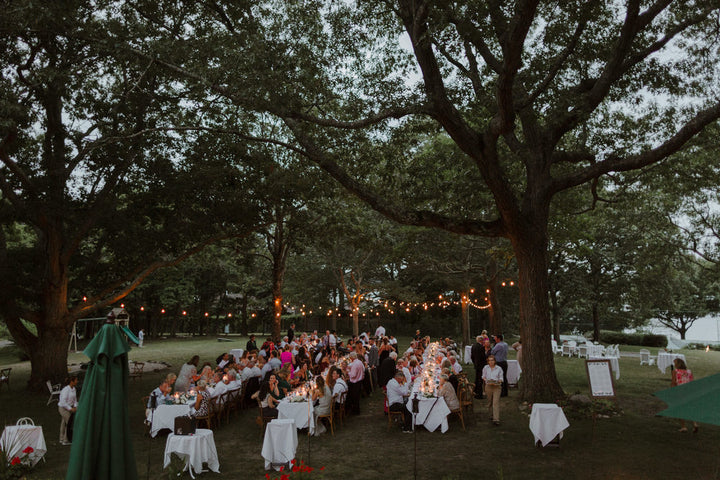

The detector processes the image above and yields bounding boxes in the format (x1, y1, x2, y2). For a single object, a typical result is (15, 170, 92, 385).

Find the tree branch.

(284, 117, 505, 237)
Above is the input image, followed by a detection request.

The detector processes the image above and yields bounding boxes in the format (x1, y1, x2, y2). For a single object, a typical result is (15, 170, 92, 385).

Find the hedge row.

(597, 330, 667, 347)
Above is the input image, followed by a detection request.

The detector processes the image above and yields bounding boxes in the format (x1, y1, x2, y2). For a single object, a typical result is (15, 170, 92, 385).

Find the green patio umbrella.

(66, 321, 138, 480)
(654, 372, 720, 426)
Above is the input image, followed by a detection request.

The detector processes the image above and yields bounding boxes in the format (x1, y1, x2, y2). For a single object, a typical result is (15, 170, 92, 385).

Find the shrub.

(598, 330, 666, 347)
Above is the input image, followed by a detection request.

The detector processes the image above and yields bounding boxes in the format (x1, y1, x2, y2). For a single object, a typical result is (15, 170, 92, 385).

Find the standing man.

(491, 334, 510, 397)
(246, 334, 258, 353)
(470, 335, 486, 399)
(367, 338, 379, 389)
(346, 352, 364, 415)
(374, 324, 385, 338)
(58, 376, 78, 445)
(287, 323, 295, 344)
(138, 328, 145, 348)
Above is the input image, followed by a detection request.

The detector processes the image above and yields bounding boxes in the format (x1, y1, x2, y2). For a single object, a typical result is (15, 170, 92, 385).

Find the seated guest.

(165, 373, 177, 393)
(267, 349, 282, 371)
(240, 360, 255, 382)
(146, 381, 170, 416)
(276, 368, 292, 399)
(211, 375, 232, 403)
(191, 380, 211, 419)
(256, 374, 281, 418)
(329, 367, 347, 408)
(386, 371, 413, 433)
(293, 362, 310, 385)
(312, 375, 333, 436)
(250, 360, 264, 379)
(449, 355, 463, 375)
(216, 353, 231, 370)
(438, 374, 460, 411)
(246, 334, 259, 353)
(198, 364, 214, 384)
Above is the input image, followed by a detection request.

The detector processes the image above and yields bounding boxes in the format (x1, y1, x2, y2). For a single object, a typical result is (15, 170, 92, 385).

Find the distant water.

(636, 315, 720, 344)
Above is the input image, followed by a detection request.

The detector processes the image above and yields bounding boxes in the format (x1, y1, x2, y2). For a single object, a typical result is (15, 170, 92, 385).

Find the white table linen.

(262, 419, 298, 471)
(464, 345, 472, 364)
(163, 428, 219, 478)
(589, 356, 620, 380)
(149, 404, 191, 437)
(407, 394, 451, 433)
(277, 399, 315, 434)
(229, 348, 245, 364)
(529, 403, 570, 447)
(507, 360, 522, 385)
(0, 425, 46, 466)
(587, 344, 605, 357)
(657, 352, 686, 374)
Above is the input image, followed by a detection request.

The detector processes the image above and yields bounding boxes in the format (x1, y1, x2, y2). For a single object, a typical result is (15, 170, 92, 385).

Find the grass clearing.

(1, 336, 719, 479)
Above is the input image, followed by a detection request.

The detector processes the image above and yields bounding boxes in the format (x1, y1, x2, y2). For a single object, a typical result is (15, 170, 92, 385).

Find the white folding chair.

(46, 380, 62, 405)
(16, 417, 35, 425)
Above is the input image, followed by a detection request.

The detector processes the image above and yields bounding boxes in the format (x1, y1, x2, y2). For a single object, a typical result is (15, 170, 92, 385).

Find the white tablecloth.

(529, 403, 570, 447)
(149, 404, 191, 437)
(262, 419, 298, 471)
(0, 425, 46, 466)
(589, 356, 620, 380)
(277, 399, 315, 434)
(407, 394, 451, 433)
(229, 348, 245, 363)
(507, 360, 522, 385)
(464, 345, 472, 364)
(657, 352, 686, 374)
(163, 428, 219, 478)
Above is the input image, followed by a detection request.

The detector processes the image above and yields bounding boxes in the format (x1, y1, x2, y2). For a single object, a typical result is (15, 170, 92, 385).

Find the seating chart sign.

(585, 359, 616, 399)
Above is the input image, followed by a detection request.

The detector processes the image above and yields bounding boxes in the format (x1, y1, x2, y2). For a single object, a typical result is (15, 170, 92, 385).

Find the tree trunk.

(352, 308, 359, 336)
(29, 325, 71, 389)
(549, 288, 561, 342)
(240, 294, 249, 336)
(511, 218, 565, 403)
(272, 279, 283, 342)
(486, 277, 503, 335)
(592, 303, 600, 342)
(460, 293, 470, 345)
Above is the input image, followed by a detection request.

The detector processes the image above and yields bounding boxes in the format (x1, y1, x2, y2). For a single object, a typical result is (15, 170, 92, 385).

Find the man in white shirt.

(58, 376, 79, 445)
(331, 368, 348, 405)
(240, 360, 255, 382)
(267, 350, 282, 371)
(138, 328, 145, 348)
(211, 375, 232, 403)
(399, 358, 413, 385)
(328, 330, 338, 349)
(374, 325, 386, 338)
(386, 371, 412, 432)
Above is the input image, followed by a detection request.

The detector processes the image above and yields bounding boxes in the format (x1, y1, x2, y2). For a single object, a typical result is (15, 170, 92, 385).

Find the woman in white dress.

(312, 375, 333, 435)
(175, 355, 200, 392)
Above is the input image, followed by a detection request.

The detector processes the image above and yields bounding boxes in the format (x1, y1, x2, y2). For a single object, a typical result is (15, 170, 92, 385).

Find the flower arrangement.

(0, 446, 39, 480)
(264, 459, 325, 480)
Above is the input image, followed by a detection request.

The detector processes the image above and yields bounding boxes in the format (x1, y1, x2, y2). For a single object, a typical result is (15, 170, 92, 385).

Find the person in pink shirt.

(280, 345, 294, 379)
(346, 352, 365, 415)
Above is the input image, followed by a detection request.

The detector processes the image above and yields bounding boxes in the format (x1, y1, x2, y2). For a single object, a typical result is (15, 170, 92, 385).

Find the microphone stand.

(412, 393, 419, 480)
(146, 392, 157, 480)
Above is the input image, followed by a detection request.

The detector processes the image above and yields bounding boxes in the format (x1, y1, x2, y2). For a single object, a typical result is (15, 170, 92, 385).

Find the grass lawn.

(1, 336, 719, 480)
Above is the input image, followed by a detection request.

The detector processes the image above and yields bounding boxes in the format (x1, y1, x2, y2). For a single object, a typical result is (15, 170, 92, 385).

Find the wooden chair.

(385, 392, 405, 431)
(255, 396, 275, 435)
(195, 397, 216, 430)
(0, 368, 11, 390)
(316, 395, 335, 436)
(46, 380, 62, 405)
(457, 380, 475, 414)
(450, 405, 466, 431)
(333, 391, 347, 427)
(129, 362, 144, 381)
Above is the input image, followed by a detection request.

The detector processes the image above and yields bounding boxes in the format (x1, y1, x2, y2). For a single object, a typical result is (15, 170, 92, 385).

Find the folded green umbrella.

(654, 373, 720, 426)
(66, 322, 138, 480)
